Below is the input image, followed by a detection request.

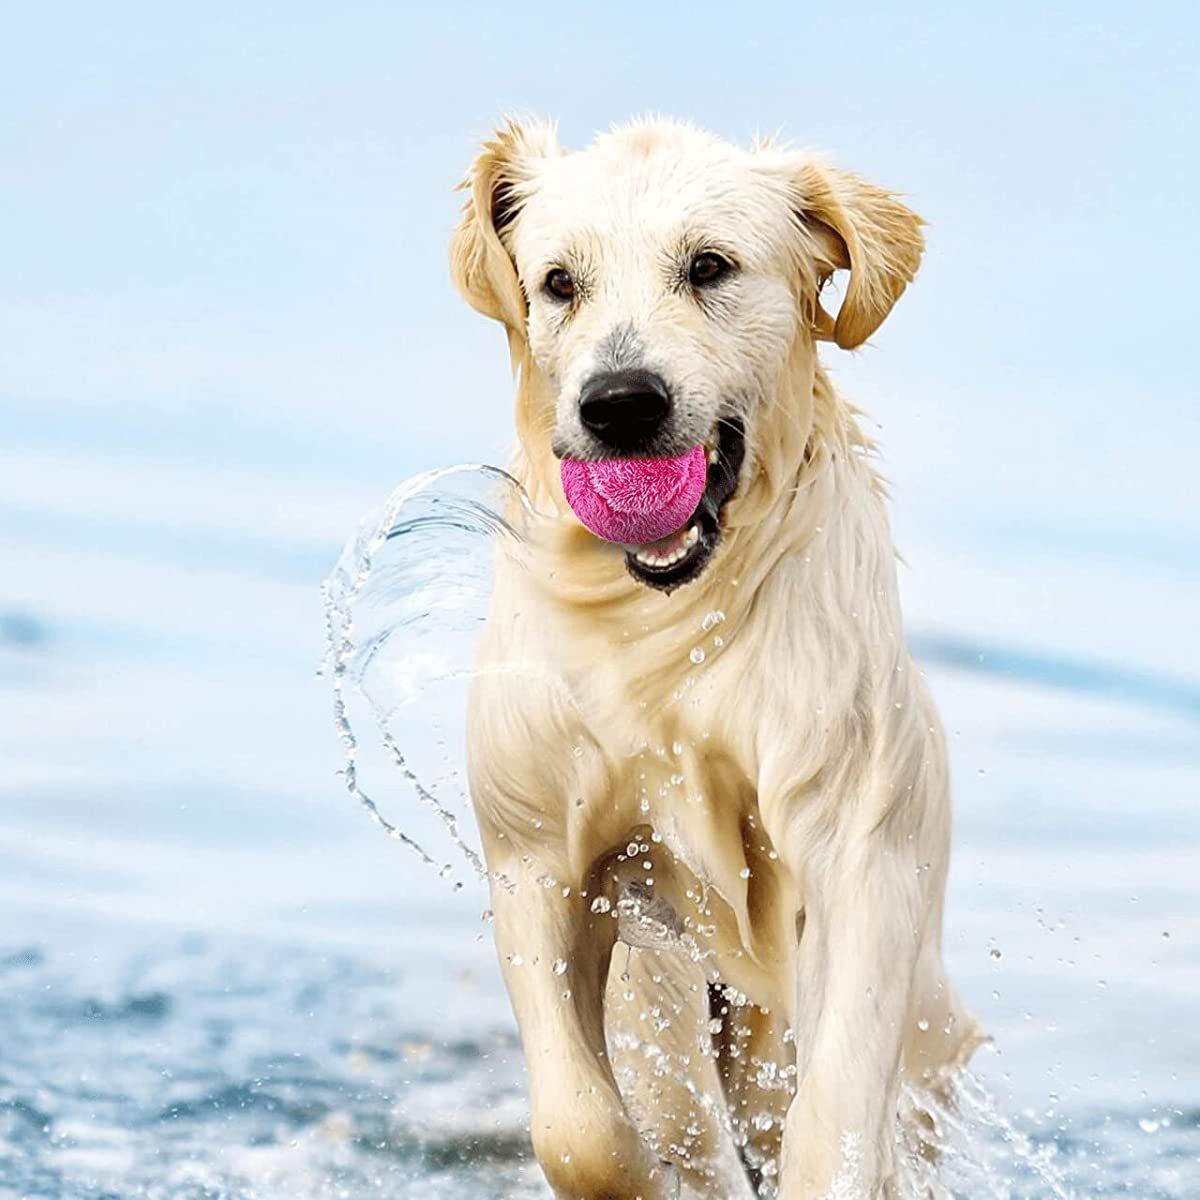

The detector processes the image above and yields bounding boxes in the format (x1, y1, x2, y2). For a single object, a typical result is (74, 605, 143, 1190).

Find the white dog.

(450, 117, 980, 1199)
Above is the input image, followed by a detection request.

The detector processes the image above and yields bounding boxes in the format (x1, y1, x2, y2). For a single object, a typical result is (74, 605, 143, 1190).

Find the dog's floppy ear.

(450, 118, 558, 337)
(783, 156, 925, 350)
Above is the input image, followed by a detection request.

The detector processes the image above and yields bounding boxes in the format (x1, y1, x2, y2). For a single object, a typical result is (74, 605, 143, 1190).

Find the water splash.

(931, 1071, 1080, 1200)
(321, 464, 540, 891)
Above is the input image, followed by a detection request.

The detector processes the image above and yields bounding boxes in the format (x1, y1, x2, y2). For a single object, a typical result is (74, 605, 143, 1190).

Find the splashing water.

(321, 464, 541, 893)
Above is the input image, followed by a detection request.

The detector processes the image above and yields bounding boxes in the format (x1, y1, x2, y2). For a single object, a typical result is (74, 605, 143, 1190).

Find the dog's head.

(452, 118, 922, 590)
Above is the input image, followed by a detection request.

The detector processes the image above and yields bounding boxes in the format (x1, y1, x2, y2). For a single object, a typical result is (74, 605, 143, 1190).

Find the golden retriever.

(450, 116, 981, 1199)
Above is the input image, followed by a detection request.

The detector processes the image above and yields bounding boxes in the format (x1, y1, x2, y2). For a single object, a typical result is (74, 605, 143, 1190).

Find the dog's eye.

(688, 252, 733, 288)
(544, 268, 575, 301)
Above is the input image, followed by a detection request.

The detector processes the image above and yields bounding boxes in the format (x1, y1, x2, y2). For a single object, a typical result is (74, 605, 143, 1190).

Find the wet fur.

(451, 117, 981, 1199)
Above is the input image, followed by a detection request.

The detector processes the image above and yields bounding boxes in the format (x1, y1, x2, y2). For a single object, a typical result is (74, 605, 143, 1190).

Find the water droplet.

(739, 867, 751, 879)
(989, 948, 1002, 960)
(916, 1018, 930, 1032)
(689, 646, 706, 664)
(590, 896, 612, 914)
(702, 610, 725, 632)
(552, 958, 568, 976)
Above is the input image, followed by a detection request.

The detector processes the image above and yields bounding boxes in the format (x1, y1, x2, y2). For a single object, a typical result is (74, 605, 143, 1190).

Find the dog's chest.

(470, 579, 836, 1008)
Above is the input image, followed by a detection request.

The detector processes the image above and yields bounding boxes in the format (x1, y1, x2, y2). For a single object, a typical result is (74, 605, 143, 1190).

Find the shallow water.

(2, 424, 1198, 1197)
(4, 928, 1196, 1200)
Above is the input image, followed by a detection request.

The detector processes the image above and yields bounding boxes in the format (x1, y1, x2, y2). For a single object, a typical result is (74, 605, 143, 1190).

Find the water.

(2, 420, 1198, 1196)
(321, 465, 532, 888)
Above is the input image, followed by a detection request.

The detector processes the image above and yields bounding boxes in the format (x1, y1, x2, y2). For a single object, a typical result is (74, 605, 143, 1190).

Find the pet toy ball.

(560, 446, 707, 545)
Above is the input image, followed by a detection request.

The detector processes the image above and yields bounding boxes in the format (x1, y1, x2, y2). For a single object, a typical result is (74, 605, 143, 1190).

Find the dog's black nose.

(578, 370, 671, 451)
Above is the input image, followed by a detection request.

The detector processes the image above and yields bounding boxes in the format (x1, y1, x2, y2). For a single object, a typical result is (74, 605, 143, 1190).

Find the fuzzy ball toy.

(560, 446, 707, 545)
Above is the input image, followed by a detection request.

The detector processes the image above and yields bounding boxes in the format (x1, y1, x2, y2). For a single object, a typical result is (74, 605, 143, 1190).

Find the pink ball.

(560, 446, 708, 545)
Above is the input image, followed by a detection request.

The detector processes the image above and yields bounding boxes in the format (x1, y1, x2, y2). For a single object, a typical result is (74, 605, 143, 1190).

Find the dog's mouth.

(622, 417, 745, 591)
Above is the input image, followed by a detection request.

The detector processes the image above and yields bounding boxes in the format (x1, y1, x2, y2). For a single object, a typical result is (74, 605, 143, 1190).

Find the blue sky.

(2, 1, 1198, 533)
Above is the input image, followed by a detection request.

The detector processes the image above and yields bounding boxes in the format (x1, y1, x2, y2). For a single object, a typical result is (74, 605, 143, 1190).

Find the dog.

(450, 117, 981, 1199)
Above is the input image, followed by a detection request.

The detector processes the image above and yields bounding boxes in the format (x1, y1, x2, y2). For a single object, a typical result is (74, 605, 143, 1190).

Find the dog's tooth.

(635, 538, 704, 569)
(707, 448, 719, 465)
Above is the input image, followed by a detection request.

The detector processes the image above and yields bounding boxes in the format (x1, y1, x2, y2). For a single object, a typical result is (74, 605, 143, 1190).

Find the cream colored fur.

(450, 117, 981, 1200)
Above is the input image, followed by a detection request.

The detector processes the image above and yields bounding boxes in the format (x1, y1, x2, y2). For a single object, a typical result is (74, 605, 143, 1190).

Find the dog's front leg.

(490, 867, 679, 1200)
(775, 834, 924, 1200)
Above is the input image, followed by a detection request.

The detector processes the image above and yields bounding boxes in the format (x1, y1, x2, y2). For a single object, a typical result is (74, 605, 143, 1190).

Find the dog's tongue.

(561, 446, 707, 545)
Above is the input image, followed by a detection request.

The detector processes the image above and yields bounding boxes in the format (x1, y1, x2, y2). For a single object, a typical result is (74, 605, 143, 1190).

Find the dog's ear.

(450, 118, 558, 337)
(778, 156, 925, 349)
